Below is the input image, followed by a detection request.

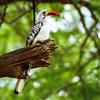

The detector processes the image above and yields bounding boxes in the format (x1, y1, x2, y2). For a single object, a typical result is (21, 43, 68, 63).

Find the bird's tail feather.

(14, 79, 25, 94)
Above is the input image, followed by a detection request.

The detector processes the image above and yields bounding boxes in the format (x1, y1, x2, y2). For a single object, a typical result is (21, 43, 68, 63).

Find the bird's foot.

(26, 64, 33, 79)
(36, 39, 50, 45)
(35, 41, 42, 45)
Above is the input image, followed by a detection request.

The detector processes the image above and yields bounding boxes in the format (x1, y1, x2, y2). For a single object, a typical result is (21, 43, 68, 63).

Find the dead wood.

(0, 40, 57, 79)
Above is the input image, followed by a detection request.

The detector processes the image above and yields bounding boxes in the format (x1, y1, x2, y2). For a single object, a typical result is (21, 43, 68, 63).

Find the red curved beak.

(46, 10, 60, 16)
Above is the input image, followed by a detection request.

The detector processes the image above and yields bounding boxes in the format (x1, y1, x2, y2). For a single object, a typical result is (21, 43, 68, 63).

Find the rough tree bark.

(0, 40, 57, 79)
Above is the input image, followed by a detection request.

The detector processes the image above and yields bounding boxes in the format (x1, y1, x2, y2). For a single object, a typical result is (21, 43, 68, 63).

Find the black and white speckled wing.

(26, 22, 43, 46)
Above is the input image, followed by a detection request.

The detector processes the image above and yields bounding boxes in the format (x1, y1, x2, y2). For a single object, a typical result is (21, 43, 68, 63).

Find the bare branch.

(78, 52, 97, 71)
(0, 0, 73, 5)
(7, 7, 32, 24)
(77, 35, 89, 66)
(0, 40, 57, 79)
(72, 1, 89, 35)
(0, 4, 8, 26)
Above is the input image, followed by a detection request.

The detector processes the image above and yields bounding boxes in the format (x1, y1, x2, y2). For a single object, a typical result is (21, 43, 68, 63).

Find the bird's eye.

(43, 11, 46, 16)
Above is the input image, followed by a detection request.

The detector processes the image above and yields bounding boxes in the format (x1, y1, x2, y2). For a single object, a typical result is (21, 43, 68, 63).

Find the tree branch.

(72, 1, 89, 35)
(0, 0, 73, 5)
(0, 4, 7, 26)
(0, 40, 57, 79)
(7, 7, 32, 24)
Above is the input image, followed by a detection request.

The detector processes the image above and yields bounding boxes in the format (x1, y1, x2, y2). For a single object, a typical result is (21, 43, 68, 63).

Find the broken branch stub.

(0, 40, 57, 79)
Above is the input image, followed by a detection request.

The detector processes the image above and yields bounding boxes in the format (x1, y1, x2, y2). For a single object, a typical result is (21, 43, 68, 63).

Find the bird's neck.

(36, 20, 43, 24)
(36, 17, 50, 26)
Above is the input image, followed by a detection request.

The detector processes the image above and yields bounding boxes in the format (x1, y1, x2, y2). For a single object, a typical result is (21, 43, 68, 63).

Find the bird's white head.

(36, 10, 60, 22)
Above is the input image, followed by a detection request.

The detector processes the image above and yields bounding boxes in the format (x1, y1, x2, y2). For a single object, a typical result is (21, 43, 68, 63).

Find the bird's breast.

(33, 25, 51, 44)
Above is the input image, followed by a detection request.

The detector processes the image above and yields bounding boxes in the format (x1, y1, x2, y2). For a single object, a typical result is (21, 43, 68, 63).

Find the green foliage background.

(0, 1, 100, 100)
